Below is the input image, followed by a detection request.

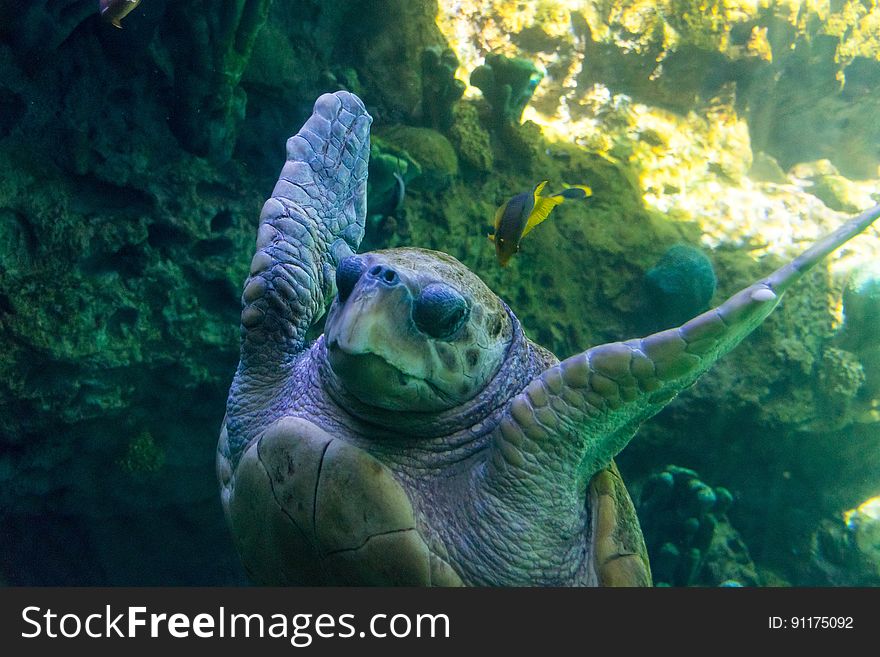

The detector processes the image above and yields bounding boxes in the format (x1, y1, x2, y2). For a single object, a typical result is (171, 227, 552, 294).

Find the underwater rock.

(637, 465, 759, 587)
(742, 11, 880, 179)
(2, 0, 96, 69)
(0, 0, 299, 584)
(837, 262, 880, 422)
(841, 262, 880, 353)
(0, 87, 25, 140)
(470, 53, 543, 128)
(858, 346, 880, 417)
(788, 159, 840, 180)
(365, 139, 421, 248)
(320, 67, 363, 95)
(377, 125, 459, 192)
(815, 347, 868, 430)
(421, 46, 466, 131)
(748, 152, 788, 184)
(117, 430, 166, 475)
(447, 102, 494, 174)
(161, 0, 272, 161)
(809, 497, 880, 586)
(337, 0, 446, 120)
(808, 175, 865, 214)
(787, 160, 876, 213)
(643, 244, 717, 331)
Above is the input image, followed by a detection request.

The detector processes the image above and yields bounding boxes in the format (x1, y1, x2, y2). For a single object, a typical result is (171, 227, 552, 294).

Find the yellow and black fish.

(99, 0, 141, 29)
(488, 181, 591, 266)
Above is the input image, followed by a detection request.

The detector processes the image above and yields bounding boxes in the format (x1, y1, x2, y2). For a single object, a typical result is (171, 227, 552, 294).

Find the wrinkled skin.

(218, 92, 880, 586)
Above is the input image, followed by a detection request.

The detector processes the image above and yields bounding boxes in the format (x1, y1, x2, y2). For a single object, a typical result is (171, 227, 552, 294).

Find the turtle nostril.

(366, 264, 400, 287)
(336, 256, 365, 302)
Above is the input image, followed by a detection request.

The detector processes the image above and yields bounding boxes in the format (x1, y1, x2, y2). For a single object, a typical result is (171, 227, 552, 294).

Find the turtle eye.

(336, 256, 365, 302)
(413, 283, 470, 340)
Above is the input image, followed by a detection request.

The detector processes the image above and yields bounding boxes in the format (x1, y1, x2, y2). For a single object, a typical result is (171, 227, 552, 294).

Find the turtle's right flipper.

(239, 92, 372, 367)
(488, 204, 880, 489)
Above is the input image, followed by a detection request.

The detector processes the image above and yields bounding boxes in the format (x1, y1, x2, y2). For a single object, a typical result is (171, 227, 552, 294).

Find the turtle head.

(325, 248, 512, 411)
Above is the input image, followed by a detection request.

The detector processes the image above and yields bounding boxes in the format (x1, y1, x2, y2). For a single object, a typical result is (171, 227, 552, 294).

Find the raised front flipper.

(222, 92, 370, 470)
(239, 92, 371, 369)
(488, 205, 880, 491)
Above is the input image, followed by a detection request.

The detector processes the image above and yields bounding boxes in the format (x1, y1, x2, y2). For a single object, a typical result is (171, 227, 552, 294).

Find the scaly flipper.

(237, 92, 371, 370)
(223, 92, 370, 465)
(487, 205, 880, 493)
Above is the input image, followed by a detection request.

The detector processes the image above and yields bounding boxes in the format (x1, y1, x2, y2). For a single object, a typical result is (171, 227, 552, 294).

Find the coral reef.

(447, 102, 494, 174)
(117, 431, 166, 475)
(367, 139, 420, 215)
(440, 1, 880, 260)
(841, 262, 880, 353)
(816, 347, 866, 428)
(643, 244, 717, 330)
(421, 46, 466, 131)
(338, 0, 447, 120)
(858, 345, 880, 421)
(809, 175, 866, 214)
(808, 496, 880, 586)
(364, 139, 420, 249)
(826, 262, 880, 425)
(743, 25, 880, 180)
(160, 0, 272, 160)
(636, 466, 759, 586)
(470, 53, 544, 128)
(377, 125, 459, 192)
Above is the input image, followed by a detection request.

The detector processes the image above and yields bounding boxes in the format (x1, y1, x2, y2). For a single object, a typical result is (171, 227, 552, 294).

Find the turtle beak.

(324, 264, 450, 410)
(326, 263, 410, 356)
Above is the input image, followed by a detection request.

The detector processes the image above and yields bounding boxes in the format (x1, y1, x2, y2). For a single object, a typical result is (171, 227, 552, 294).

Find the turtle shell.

(221, 415, 651, 586)
(589, 461, 653, 586)
(219, 416, 463, 586)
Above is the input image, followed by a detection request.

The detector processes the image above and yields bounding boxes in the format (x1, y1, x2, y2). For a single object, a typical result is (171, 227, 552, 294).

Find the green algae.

(448, 102, 494, 174)
(118, 431, 166, 475)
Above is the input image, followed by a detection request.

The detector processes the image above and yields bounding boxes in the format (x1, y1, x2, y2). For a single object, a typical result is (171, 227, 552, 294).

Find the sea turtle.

(217, 91, 880, 586)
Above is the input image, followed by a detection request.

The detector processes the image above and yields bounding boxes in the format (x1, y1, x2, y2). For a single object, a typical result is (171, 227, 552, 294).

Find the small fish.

(98, 0, 141, 29)
(488, 181, 592, 266)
